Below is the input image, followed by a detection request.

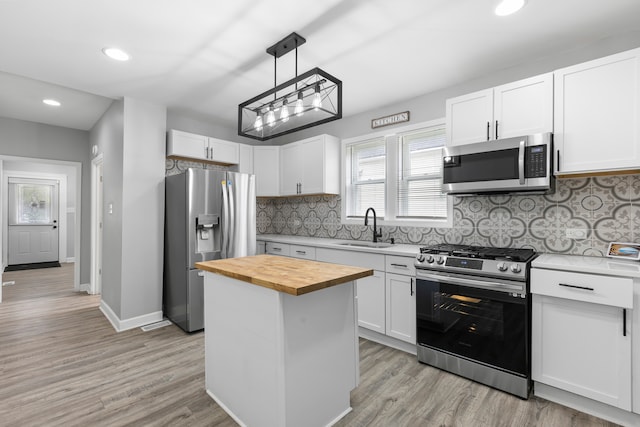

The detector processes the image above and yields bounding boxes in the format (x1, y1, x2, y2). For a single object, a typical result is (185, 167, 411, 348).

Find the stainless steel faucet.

(364, 207, 382, 243)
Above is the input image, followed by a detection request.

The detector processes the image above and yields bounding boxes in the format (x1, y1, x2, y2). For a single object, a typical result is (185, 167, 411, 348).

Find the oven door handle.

(416, 272, 524, 293)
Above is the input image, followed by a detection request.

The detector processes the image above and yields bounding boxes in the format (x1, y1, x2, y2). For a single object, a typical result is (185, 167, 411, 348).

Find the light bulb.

(280, 99, 290, 122)
(266, 104, 276, 127)
(254, 112, 263, 131)
(312, 84, 322, 111)
(294, 92, 304, 117)
(494, 0, 526, 16)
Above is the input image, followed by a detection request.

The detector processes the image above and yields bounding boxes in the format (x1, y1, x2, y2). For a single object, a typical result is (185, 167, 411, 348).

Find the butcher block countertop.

(195, 254, 373, 296)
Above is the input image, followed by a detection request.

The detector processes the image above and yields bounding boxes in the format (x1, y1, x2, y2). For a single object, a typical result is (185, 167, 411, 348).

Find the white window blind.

(398, 126, 447, 219)
(346, 137, 385, 218)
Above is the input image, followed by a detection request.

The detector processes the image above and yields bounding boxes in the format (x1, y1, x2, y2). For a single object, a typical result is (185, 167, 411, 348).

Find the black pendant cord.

(295, 44, 298, 91)
(273, 55, 277, 102)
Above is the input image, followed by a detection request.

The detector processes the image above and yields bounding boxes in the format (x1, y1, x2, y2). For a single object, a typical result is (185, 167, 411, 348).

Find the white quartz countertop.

(533, 253, 640, 279)
(257, 234, 421, 257)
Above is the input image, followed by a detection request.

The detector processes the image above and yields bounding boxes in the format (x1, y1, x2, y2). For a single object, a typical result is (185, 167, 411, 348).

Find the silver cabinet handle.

(495, 120, 499, 139)
(486, 121, 490, 141)
(410, 277, 414, 296)
(391, 263, 408, 268)
(271, 247, 282, 251)
(295, 250, 306, 255)
(558, 283, 594, 291)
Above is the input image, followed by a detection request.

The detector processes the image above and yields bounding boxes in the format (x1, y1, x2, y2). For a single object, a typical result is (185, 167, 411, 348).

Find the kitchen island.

(195, 254, 373, 427)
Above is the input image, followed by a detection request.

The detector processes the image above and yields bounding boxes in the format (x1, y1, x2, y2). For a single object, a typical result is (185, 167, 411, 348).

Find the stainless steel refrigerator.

(163, 168, 256, 332)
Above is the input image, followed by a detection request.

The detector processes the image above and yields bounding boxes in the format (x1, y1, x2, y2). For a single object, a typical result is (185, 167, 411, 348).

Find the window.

(342, 120, 452, 227)
(345, 137, 386, 217)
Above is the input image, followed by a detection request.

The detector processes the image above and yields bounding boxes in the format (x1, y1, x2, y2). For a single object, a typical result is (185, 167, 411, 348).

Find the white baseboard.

(65, 257, 75, 263)
(358, 327, 417, 355)
(79, 282, 90, 293)
(534, 382, 640, 427)
(99, 300, 163, 332)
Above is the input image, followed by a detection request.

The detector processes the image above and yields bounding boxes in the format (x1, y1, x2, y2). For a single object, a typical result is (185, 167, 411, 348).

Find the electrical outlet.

(565, 228, 588, 239)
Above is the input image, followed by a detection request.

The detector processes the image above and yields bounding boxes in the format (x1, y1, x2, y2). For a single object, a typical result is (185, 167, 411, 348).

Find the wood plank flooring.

(0, 264, 619, 426)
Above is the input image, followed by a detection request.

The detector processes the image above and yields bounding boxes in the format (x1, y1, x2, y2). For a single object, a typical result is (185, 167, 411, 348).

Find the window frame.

(341, 119, 452, 228)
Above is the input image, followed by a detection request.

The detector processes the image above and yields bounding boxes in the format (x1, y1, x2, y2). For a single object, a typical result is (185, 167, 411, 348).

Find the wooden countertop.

(195, 255, 373, 296)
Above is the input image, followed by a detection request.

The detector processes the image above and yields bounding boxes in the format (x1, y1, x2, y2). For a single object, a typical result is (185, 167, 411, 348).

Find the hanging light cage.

(238, 33, 342, 141)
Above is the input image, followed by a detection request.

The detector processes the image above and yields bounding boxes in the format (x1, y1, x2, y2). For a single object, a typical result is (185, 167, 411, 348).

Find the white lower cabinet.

(532, 268, 633, 411)
(385, 273, 416, 344)
(356, 271, 386, 333)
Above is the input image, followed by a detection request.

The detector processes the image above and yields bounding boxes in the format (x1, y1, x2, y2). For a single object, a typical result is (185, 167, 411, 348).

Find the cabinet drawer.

(316, 248, 384, 270)
(531, 268, 633, 308)
(265, 242, 290, 256)
(289, 245, 316, 260)
(385, 255, 416, 276)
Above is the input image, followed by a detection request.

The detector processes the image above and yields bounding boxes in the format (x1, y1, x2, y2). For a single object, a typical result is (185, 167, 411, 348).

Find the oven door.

(416, 271, 529, 376)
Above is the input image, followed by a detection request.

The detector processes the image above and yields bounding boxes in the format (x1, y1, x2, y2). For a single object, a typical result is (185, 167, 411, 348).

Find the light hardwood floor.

(0, 264, 619, 426)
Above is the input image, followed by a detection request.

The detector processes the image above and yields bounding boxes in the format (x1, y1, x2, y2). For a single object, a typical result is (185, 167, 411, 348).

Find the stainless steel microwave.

(441, 133, 553, 196)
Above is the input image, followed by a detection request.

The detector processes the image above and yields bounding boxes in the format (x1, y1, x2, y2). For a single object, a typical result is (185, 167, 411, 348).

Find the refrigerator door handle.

(221, 179, 230, 258)
(227, 178, 236, 258)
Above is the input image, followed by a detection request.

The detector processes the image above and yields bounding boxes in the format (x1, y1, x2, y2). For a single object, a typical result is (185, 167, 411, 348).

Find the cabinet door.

(238, 143, 254, 174)
(532, 294, 632, 410)
(356, 271, 386, 333)
(554, 48, 640, 174)
(385, 273, 416, 344)
(208, 137, 239, 164)
(256, 240, 266, 255)
(253, 146, 280, 197)
(167, 130, 208, 160)
(446, 88, 493, 146)
(280, 143, 303, 196)
(494, 73, 553, 139)
(300, 137, 325, 194)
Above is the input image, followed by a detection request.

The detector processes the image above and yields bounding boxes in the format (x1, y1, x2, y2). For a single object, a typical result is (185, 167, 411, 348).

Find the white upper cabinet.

(446, 88, 493, 146)
(554, 48, 640, 175)
(167, 129, 239, 164)
(253, 146, 280, 197)
(237, 143, 254, 174)
(446, 73, 553, 146)
(280, 134, 340, 196)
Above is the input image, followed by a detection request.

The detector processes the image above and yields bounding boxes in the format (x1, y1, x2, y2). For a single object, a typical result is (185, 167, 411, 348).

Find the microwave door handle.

(518, 139, 525, 185)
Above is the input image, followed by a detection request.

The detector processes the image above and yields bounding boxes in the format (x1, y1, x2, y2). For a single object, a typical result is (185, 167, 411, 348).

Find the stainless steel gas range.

(414, 244, 537, 399)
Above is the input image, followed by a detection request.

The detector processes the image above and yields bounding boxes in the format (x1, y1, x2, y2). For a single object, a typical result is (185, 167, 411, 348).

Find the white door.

(91, 159, 103, 294)
(7, 178, 59, 265)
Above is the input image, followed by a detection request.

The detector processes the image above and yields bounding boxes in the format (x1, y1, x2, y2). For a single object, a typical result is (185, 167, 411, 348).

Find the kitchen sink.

(337, 241, 394, 248)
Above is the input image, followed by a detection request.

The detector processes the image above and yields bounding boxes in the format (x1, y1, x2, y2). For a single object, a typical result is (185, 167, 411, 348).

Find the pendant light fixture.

(238, 32, 342, 141)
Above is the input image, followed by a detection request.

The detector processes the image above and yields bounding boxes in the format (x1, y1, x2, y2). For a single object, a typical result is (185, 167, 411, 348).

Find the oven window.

(443, 148, 518, 183)
(416, 279, 528, 376)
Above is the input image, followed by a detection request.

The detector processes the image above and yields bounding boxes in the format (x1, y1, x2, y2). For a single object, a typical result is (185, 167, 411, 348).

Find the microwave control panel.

(525, 145, 547, 178)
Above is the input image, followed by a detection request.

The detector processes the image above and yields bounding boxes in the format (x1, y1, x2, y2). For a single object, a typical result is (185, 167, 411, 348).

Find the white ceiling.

(1, 0, 640, 132)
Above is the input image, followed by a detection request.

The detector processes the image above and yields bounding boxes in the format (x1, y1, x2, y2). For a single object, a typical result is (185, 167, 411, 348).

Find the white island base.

(203, 272, 359, 427)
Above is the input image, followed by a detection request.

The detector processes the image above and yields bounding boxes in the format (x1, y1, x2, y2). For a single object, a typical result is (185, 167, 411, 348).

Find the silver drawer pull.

(271, 247, 282, 251)
(558, 283, 594, 291)
(296, 250, 306, 255)
(390, 263, 408, 268)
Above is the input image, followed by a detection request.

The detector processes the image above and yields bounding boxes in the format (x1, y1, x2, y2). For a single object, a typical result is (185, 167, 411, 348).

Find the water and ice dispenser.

(195, 213, 220, 253)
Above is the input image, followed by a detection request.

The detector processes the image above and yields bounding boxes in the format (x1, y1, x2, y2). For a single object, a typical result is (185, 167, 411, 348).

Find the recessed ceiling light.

(43, 99, 61, 107)
(102, 47, 130, 61)
(495, 0, 527, 16)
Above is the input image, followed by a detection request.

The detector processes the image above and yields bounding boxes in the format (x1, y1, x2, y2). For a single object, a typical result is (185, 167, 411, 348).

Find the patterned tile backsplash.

(256, 174, 640, 257)
(166, 160, 639, 256)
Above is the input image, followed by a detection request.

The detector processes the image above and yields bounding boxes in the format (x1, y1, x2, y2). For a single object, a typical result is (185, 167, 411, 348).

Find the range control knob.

(510, 264, 522, 273)
(497, 262, 508, 272)
(426, 255, 435, 264)
(416, 254, 425, 263)
(436, 256, 445, 265)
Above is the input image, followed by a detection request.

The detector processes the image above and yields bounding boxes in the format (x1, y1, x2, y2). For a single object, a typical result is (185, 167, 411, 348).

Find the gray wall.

(90, 100, 124, 315)
(0, 116, 91, 283)
(89, 97, 166, 322)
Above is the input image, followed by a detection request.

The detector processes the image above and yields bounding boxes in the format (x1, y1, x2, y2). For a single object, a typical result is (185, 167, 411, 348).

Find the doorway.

(0, 155, 81, 292)
(90, 154, 103, 295)
(6, 177, 60, 267)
